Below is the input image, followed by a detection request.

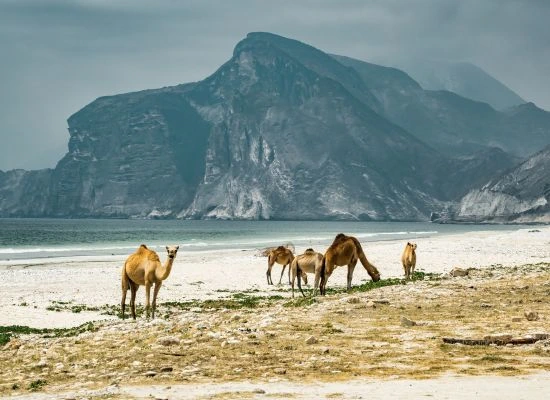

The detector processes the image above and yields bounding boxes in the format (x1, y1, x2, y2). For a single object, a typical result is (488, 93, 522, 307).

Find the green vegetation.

(162, 293, 285, 311)
(28, 379, 47, 391)
(0, 322, 97, 345)
(0, 333, 11, 346)
(283, 296, 317, 307)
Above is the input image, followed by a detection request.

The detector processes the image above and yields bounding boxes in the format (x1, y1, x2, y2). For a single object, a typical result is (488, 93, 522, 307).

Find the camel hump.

(305, 248, 315, 253)
(147, 250, 160, 262)
(137, 244, 149, 252)
(330, 233, 349, 247)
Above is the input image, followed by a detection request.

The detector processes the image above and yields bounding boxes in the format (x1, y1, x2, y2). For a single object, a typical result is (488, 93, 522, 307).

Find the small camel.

(266, 246, 294, 285)
(291, 248, 324, 297)
(319, 233, 380, 295)
(401, 242, 417, 279)
(121, 244, 179, 319)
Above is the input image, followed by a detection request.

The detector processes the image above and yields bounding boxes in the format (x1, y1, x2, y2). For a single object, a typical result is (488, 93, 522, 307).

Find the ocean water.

(0, 218, 523, 262)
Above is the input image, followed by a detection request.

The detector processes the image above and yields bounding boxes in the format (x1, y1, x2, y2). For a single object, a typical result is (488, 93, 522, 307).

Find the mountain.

(0, 32, 549, 220)
(395, 60, 526, 111)
(332, 55, 549, 158)
(454, 145, 550, 223)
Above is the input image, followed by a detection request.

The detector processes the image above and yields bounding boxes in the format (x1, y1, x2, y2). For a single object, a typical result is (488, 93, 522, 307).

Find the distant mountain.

(396, 60, 526, 111)
(0, 32, 549, 220)
(333, 55, 548, 158)
(454, 145, 550, 223)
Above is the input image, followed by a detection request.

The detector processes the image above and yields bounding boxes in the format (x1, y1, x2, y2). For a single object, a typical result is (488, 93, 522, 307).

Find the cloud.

(1, 0, 549, 169)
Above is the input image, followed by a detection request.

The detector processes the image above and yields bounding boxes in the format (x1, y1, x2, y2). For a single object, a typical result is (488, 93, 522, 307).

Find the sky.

(1, 0, 549, 170)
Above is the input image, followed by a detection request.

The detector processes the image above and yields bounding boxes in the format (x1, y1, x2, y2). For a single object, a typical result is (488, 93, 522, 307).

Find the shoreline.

(0, 227, 549, 329)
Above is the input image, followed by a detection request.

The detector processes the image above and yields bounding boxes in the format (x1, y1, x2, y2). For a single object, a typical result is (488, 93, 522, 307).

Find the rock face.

(455, 145, 550, 222)
(1, 32, 550, 220)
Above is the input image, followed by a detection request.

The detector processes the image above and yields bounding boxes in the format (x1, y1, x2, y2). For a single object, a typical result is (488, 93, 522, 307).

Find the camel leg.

(347, 259, 357, 290)
(291, 264, 296, 298)
(266, 260, 274, 285)
(296, 263, 306, 298)
(320, 264, 334, 296)
(288, 264, 292, 285)
(278, 264, 287, 285)
(302, 271, 308, 286)
(130, 282, 138, 320)
(321, 270, 333, 296)
(145, 281, 152, 319)
(313, 267, 321, 296)
(151, 281, 162, 319)
(121, 270, 129, 320)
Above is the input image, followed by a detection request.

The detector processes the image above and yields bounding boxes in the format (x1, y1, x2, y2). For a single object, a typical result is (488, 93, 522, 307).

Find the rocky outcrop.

(0, 169, 53, 217)
(455, 145, 550, 222)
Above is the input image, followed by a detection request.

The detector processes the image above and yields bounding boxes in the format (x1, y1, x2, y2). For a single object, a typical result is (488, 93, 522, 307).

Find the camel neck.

(156, 257, 174, 281)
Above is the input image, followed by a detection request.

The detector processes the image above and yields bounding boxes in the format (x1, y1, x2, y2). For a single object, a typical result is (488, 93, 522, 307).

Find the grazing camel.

(266, 246, 294, 285)
(291, 248, 324, 297)
(121, 244, 179, 319)
(319, 233, 380, 295)
(401, 242, 417, 279)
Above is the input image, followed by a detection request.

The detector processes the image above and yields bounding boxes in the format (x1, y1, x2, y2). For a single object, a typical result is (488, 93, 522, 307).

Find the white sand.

(8, 372, 550, 399)
(0, 227, 549, 328)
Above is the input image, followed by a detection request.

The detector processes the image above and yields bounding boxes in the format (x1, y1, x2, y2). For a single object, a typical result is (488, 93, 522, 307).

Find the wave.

(0, 230, 440, 259)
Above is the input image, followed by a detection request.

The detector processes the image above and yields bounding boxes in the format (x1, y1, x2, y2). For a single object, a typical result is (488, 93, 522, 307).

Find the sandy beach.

(1, 226, 550, 398)
(1, 227, 549, 328)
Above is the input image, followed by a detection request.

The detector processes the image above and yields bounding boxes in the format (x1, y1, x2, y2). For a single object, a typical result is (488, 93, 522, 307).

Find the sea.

(0, 218, 526, 264)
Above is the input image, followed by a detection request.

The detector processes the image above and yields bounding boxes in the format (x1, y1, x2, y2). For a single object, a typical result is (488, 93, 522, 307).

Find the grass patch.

(0, 322, 97, 344)
(283, 297, 317, 307)
(0, 332, 12, 346)
(28, 379, 46, 391)
(163, 293, 287, 311)
(47, 301, 101, 314)
(477, 355, 508, 363)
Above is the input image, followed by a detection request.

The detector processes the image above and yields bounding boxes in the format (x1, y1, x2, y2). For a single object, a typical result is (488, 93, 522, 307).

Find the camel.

(291, 248, 324, 297)
(121, 244, 179, 319)
(319, 233, 380, 295)
(266, 246, 294, 285)
(401, 242, 417, 279)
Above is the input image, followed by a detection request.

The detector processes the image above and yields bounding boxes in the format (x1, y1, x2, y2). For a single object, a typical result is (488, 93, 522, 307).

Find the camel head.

(165, 245, 179, 260)
(408, 242, 417, 251)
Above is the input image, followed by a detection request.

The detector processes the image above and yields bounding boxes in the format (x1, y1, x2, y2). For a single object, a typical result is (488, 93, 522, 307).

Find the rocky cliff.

(1, 32, 549, 220)
(455, 145, 550, 223)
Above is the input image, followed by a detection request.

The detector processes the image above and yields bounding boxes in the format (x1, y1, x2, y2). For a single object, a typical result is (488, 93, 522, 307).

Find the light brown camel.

(401, 242, 417, 279)
(121, 244, 179, 319)
(266, 246, 294, 285)
(290, 248, 324, 297)
(319, 233, 380, 295)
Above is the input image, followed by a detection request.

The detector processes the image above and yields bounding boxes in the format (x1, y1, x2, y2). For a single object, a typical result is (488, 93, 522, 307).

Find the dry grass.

(1, 263, 550, 396)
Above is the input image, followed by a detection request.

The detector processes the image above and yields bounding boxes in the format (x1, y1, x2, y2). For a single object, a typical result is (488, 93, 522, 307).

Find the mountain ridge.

(1, 33, 549, 221)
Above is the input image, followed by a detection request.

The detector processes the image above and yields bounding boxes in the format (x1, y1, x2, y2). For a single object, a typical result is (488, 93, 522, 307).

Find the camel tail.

(351, 237, 381, 282)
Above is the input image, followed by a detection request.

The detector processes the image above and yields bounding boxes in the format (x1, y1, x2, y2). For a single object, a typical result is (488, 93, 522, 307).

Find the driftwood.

(443, 334, 549, 346)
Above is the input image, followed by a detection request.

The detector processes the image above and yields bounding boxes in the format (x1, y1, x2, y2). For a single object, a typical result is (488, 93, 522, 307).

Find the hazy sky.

(1, 0, 549, 170)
